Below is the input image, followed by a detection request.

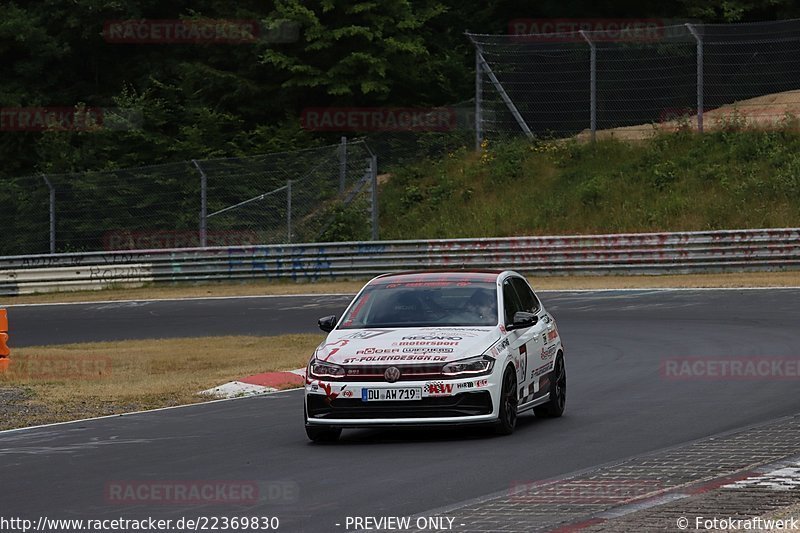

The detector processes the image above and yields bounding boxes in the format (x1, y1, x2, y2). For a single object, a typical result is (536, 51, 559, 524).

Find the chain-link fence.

(1, 140, 377, 256)
(468, 19, 800, 142)
(362, 101, 478, 171)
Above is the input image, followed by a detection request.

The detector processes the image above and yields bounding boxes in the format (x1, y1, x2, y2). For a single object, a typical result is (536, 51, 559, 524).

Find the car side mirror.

(318, 315, 337, 333)
(508, 311, 538, 331)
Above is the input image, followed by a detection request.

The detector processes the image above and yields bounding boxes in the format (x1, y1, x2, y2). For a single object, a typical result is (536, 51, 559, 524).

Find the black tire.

(304, 404, 341, 442)
(534, 353, 566, 418)
(495, 366, 518, 435)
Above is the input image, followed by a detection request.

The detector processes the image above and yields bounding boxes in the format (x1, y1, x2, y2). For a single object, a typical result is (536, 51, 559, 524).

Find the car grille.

(306, 391, 493, 419)
(344, 364, 444, 381)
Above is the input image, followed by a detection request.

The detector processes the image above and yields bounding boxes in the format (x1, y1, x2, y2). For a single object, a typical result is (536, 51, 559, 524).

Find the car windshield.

(339, 280, 498, 328)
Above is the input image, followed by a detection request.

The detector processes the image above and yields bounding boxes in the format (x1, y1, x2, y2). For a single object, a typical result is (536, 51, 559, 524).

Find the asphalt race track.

(2, 288, 800, 532)
(7, 294, 355, 346)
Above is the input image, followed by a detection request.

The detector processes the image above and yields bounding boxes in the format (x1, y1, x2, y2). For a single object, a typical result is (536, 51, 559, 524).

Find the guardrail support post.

(41, 175, 56, 254)
(193, 160, 208, 247)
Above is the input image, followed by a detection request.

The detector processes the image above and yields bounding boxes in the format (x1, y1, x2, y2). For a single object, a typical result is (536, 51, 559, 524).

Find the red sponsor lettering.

(426, 382, 454, 395)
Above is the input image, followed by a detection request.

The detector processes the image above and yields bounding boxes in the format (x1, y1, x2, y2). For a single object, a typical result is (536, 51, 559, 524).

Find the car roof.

(368, 270, 506, 286)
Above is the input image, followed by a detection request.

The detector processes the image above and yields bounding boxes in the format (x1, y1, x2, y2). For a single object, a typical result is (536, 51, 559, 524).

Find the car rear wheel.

(534, 354, 566, 418)
(304, 405, 341, 443)
(495, 367, 518, 435)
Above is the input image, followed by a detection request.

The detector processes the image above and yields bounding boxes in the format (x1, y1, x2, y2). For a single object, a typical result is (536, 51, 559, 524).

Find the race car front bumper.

(304, 377, 499, 427)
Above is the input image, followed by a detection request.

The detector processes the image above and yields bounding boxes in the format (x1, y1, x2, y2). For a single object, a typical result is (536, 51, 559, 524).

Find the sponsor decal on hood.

(318, 328, 500, 365)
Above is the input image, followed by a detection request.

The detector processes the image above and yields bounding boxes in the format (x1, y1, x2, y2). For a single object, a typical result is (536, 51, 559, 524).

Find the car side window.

(502, 280, 524, 326)
(510, 277, 540, 314)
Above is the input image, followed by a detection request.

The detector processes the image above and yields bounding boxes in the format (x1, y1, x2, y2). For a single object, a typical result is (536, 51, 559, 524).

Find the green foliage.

(316, 201, 373, 242)
(3, 0, 800, 253)
(676, 0, 798, 21)
(379, 129, 800, 238)
(262, 0, 446, 101)
(577, 176, 605, 206)
(3, 0, 800, 178)
(400, 184, 424, 209)
(484, 139, 531, 182)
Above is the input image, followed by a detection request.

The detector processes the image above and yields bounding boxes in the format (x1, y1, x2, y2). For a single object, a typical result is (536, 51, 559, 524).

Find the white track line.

(0, 387, 303, 436)
(2, 293, 355, 308)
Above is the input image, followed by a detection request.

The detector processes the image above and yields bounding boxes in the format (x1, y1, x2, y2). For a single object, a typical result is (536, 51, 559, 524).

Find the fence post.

(41, 175, 56, 254)
(287, 179, 292, 243)
(192, 160, 208, 247)
(579, 30, 597, 142)
(686, 24, 704, 133)
(370, 155, 379, 241)
(473, 49, 534, 139)
(475, 49, 483, 150)
(339, 136, 347, 195)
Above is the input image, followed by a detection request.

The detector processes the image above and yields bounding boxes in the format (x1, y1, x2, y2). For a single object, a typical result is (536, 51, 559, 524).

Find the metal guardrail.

(1, 228, 799, 296)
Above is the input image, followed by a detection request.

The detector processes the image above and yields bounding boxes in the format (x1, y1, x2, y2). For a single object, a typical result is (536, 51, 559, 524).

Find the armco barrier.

(1, 228, 799, 296)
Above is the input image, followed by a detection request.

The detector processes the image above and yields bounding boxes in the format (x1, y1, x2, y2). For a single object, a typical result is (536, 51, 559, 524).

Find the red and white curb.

(200, 368, 306, 399)
(724, 459, 800, 490)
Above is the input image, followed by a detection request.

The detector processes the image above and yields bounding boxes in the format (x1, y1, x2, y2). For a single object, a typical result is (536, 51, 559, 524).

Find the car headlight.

(308, 359, 346, 379)
(442, 355, 495, 377)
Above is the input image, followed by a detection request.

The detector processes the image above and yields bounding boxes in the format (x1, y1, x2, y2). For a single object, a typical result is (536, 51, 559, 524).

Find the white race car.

(304, 270, 566, 442)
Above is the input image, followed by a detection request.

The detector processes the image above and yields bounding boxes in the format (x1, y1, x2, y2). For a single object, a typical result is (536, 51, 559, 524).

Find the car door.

(508, 277, 549, 399)
(501, 279, 528, 392)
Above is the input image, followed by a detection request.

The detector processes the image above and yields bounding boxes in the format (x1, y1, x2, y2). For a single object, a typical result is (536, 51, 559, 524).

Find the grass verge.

(1, 279, 366, 305)
(0, 334, 323, 431)
(379, 130, 800, 238)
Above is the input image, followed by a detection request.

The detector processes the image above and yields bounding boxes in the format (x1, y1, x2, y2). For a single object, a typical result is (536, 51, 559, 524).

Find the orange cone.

(0, 309, 9, 372)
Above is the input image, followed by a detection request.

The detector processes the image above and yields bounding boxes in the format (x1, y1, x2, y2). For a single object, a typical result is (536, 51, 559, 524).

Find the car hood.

(316, 327, 501, 366)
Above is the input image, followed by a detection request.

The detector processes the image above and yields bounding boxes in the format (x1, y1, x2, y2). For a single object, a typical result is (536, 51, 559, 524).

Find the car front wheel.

(534, 354, 566, 418)
(495, 367, 518, 435)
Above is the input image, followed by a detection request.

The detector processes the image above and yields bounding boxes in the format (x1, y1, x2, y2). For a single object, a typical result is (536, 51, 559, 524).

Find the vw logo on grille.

(384, 366, 401, 383)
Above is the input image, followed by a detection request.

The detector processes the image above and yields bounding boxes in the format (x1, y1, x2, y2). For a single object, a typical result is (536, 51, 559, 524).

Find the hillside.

(378, 128, 800, 239)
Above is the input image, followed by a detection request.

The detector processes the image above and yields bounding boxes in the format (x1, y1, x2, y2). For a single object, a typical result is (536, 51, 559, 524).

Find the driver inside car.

(463, 288, 497, 323)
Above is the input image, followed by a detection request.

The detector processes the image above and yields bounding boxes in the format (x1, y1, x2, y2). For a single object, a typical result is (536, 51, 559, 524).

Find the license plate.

(362, 388, 422, 402)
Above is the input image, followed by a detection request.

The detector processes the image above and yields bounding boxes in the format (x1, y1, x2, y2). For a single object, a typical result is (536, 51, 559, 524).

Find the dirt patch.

(575, 89, 800, 141)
